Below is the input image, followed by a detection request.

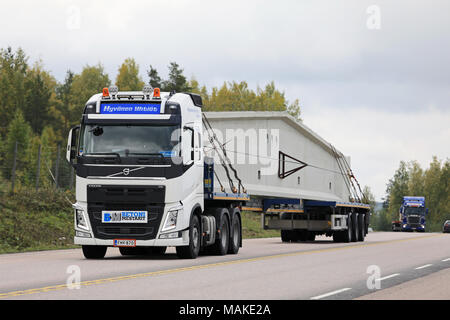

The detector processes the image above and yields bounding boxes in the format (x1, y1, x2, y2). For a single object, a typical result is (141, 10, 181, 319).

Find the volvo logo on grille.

(107, 166, 145, 178)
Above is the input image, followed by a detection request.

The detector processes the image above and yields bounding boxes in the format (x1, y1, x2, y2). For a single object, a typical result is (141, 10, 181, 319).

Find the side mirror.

(66, 125, 80, 166)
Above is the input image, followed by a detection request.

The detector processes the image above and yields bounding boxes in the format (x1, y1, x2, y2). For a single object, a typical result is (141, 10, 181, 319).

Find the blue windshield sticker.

(159, 150, 176, 157)
(100, 103, 161, 114)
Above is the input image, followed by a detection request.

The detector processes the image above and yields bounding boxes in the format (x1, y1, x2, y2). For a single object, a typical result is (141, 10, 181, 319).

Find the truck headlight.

(162, 209, 179, 232)
(75, 209, 89, 231)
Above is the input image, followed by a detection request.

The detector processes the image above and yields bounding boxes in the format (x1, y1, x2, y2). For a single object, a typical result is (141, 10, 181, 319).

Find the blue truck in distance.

(392, 196, 427, 232)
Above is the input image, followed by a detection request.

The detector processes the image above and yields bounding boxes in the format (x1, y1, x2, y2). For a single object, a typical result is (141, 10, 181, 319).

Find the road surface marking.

(378, 273, 400, 281)
(310, 288, 352, 300)
(0, 233, 442, 299)
(442, 258, 450, 262)
(415, 264, 433, 270)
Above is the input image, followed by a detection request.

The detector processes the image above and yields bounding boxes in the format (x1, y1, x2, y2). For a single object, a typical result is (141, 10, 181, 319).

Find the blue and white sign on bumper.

(102, 211, 148, 223)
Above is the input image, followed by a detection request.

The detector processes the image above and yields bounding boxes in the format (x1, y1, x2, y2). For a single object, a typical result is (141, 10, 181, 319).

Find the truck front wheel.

(176, 214, 201, 259)
(82, 245, 107, 259)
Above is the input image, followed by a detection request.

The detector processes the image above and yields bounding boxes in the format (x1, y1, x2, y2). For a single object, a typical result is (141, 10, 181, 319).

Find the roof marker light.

(153, 88, 161, 98)
(143, 85, 152, 94)
(109, 86, 118, 94)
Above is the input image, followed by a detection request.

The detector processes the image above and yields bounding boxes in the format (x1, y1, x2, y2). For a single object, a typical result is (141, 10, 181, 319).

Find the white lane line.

(310, 288, 352, 300)
(442, 258, 450, 262)
(415, 264, 433, 270)
(378, 273, 400, 281)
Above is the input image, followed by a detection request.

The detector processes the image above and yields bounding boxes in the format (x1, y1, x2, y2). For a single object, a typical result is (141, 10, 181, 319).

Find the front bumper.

(75, 229, 190, 247)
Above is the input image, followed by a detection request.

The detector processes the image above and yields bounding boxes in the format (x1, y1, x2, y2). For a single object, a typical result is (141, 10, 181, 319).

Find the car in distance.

(443, 220, 450, 233)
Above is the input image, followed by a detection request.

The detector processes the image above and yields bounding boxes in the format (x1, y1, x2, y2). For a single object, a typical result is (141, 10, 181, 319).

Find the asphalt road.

(0, 232, 449, 300)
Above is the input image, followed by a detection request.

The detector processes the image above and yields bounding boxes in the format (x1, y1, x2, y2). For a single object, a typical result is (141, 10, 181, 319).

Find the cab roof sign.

(100, 102, 161, 114)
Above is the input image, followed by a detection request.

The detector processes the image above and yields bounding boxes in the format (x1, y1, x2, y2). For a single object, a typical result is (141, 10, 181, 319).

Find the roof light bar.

(153, 88, 161, 99)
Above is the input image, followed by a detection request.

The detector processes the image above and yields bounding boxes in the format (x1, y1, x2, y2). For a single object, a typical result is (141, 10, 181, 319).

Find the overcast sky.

(1, 1, 449, 200)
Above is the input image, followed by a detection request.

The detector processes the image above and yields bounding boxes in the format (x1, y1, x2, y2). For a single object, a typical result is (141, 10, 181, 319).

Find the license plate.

(102, 211, 148, 223)
(113, 239, 136, 247)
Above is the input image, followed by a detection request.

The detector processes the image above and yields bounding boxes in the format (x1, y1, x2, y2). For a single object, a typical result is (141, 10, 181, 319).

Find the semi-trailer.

(66, 86, 370, 259)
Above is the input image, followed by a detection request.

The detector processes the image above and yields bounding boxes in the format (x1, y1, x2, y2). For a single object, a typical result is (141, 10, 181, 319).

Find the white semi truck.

(66, 86, 370, 259)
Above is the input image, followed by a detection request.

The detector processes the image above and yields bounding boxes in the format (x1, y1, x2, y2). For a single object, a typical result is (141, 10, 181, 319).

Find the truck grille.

(407, 216, 420, 224)
(87, 185, 165, 240)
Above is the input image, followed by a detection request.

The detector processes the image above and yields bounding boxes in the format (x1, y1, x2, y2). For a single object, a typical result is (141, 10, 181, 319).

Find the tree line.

(371, 157, 450, 232)
(0, 46, 302, 190)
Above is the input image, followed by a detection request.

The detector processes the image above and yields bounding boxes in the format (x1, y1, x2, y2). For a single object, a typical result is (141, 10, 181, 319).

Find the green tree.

(69, 64, 111, 125)
(287, 99, 302, 121)
(2, 110, 32, 180)
(115, 58, 144, 91)
(407, 161, 424, 196)
(23, 65, 52, 134)
(0, 47, 28, 136)
(161, 62, 191, 92)
(386, 161, 409, 221)
(54, 70, 75, 138)
(147, 65, 162, 88)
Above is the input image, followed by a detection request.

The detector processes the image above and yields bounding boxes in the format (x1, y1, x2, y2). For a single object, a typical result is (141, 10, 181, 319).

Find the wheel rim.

(192, 225, 199, 249)
(233, 220, 239, 245)
(221, 220, 228, 247)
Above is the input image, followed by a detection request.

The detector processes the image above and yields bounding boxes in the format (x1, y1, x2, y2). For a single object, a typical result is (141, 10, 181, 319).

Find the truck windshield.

(79, 124, 180, 157)
(404, 207, 425, 215)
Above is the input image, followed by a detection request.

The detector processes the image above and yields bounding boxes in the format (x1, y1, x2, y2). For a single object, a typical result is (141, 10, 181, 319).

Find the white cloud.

(304, 105, 450, 200)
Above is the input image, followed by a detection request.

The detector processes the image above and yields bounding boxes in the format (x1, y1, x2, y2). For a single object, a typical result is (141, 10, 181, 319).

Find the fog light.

(159, 232, 180, 239)
(76, 230, 91, 238)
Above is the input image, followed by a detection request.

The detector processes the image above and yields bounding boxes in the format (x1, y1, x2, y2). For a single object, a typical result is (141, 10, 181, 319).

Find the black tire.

(357, 213, 365, 241)
(228, 214, 241, 254)
(281, 230, 292, 242)
(176, 214, 201, 259)
(351, 212, 359, 242)
(341, 214, 353, 243)
(333, 231, 342, 242)
(211, 213, 230, 255)
(296, 230, 308, 242)
(82, 245, 107, 259)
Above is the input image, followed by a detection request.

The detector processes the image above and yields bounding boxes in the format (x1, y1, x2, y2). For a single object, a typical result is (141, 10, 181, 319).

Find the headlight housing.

(162, 209, 180, 232)
(75, 209, 89, 231)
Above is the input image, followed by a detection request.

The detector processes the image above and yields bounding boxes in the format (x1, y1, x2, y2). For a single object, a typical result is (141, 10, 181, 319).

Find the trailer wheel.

(296, 230, 308, 242)
(211, 211, 230, 255)
(339, 214, 353, 243)
(82, 245, 107, 259)
(228, 214, 241, 254)
(281, 230, 293, 242)
(307, 231, 316, 242)
(357, 214, 365, 242)
(351, 212, 359, 242)
(176, 214, 201, 259)
(333, 232, 342, 242)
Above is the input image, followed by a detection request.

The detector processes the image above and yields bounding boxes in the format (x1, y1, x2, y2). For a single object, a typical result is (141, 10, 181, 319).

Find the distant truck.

(392, 196, 427, 232)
